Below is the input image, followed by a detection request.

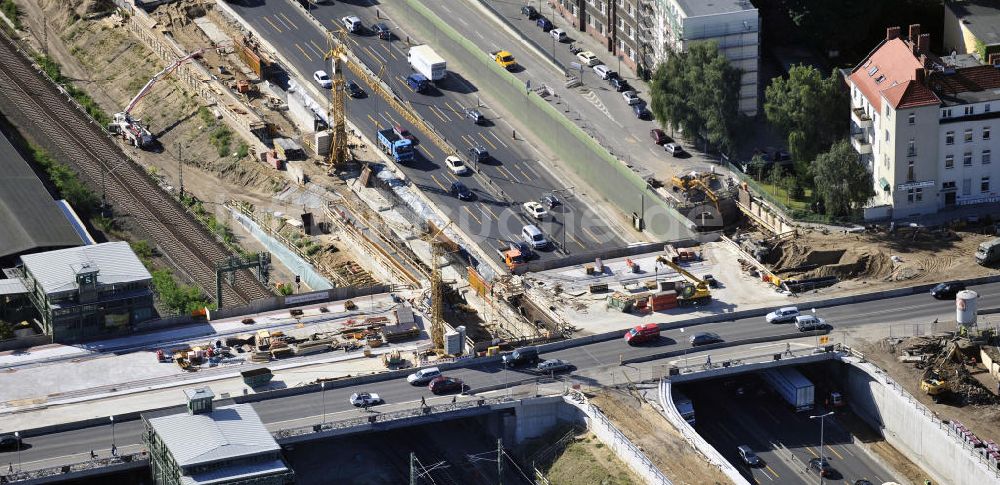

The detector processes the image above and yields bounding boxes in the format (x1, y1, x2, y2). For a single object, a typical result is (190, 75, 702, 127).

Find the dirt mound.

(801, 251, 894, 280)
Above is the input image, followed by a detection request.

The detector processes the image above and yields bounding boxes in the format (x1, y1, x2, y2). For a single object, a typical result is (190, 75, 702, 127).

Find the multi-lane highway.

(8, 279, 993, 470)
(226, 0, 627, 263)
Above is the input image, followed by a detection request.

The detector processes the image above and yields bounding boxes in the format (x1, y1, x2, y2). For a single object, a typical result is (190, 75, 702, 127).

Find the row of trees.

(648, 41, 873, 217)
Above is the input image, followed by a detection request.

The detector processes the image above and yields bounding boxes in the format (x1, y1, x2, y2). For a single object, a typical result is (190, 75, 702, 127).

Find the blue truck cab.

(377, 129, 414, 163)
(406, 73, 430, 93)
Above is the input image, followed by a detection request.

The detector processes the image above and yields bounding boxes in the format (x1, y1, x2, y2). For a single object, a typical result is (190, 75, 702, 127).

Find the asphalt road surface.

(9, 279, 993, 470)
(226, 0, 626, 264)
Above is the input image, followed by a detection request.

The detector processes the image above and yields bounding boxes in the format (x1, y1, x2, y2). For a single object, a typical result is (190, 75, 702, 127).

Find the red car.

(428, 376, 464, 394)
(625, 323, 660, 345)
(650, 129, 669, 145)
(394, 124, 415, 142)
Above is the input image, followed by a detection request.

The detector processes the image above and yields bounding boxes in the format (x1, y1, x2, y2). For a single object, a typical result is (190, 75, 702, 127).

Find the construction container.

(241, 367, 274, 387)
(445, 330, 462, 355)
(265, 150, 284, 170)
(957, 290, 978, 326)
(648, 290, 678, 312)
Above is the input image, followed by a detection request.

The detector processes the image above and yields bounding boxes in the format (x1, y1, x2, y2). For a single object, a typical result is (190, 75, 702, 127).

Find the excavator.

(654, 255, 712, 306)
(670, 170, 717, 192)
(920, 339, 959, 403)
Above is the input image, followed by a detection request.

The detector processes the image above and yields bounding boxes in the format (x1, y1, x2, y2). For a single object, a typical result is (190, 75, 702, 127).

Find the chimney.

(886, 26, 900, 41)
(915, 67, 925, 85)
(918, 33, 930, 53)
(909, 24, 921, 41)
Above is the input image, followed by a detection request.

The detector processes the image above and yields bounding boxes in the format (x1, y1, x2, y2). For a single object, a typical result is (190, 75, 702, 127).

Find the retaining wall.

(842, 354, 1000, 485)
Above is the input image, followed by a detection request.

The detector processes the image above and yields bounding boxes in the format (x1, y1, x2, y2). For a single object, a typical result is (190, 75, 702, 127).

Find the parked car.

(450, 181, 475, 201)
(347, 80, 365, 98)
(593, 64, 613, 80)
(664, 143, 684, 156)
(0, 434, 20, 450)
(341, 16, 362, 33)
(765, 306, 800, 324)
(313, 70, 332, 89)
(393, 124, 414, 141)
(536, 359, 572, 373)
(445, 156, 469, 175)
(407, 367, 441, 385)
(503, 346, 540, 367)
(465, 107, 485, 124)
(349, 392, 383, 407)
(622, 90, 641, 105)
(541, 193, 561, 208)
(429, 376, 464, 394)
(523, 201, 548, 219)
(633, 102, 649, 119)
(576, 51, 600, 66)
(703, 274, 719, 288)
(468, 146, 490, 163)
(625, 323, 660, 345)
(521, 5, 539, 19)
(737, 445, 761, 466)
(536, 17, 553, 31)
(610, 77, 630, 92)
(807, 457, 833, 477)
(373, 22, 392, 40)
(690, 332, 722, 346)
(550, 28, 568, 42)
(795, 315, 826, 331)
(930, 281, 966, 299)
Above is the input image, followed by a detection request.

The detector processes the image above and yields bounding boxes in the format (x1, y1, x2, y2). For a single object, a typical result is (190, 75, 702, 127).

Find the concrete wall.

(842, 355, 1000, 485)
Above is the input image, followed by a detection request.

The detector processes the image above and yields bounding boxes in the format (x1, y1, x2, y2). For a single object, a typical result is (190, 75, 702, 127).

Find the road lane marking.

(805, 446, 818, 458)
(263, 16, 283, 33)
(483, 206, 499, 219)
(583, 225, 602, 244)
(489, 131, 509, 149)
(430, 174, 447, 191)
(444, 101, 461, 114)
(522, 163, 540, 178)
(430, 106, 448, 123)
(367, 114, 378, 127)
(463, 206, 482, 224)
(478, 132, 497, 150)
(306, 41, 325, 58)
(765, 465, 780, 479)
(570, 232, 587, 249)
(517, 165, 531, 181)
(366, 45, 387, 64)
(827, 445, 844, 460)
(716, 422, 739, 441)
(461, 134, 477, 147)
(294, 43, 314, 62)
(498, 166, 519, 182)
(279, 12, 299, 30)
(310, 39, 326, 56)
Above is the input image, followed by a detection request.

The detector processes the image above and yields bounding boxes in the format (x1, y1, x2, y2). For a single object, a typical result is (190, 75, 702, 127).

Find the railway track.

(0, 31, 272, 307)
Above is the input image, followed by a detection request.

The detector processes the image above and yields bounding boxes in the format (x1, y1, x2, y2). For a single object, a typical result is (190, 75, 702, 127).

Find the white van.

(406, 366, 441, 385)
(341, 16, 362, 33)
(795, 315, 826, 331)
(765, 306, 800, 324)
(522, 224, 548, 249)
(593, 64, 612, 80)
(550, 29, 568, 42)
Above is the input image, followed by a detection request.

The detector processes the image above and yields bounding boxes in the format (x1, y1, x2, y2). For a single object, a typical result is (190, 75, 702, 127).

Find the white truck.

(975, 238, 1000, 266)
(673, 390, 696, 425)
(408, 45, 447, 82)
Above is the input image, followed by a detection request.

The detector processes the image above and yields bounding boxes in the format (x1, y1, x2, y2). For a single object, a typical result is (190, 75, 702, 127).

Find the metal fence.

(3, 452, 148, 483)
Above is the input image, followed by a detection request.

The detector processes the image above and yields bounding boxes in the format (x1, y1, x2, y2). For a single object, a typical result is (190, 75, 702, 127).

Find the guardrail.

(4, 452, 148, 483)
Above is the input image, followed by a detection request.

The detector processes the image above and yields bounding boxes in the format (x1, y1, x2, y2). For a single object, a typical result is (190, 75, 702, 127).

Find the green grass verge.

(1, 0, 20, 30)
(132, 240, 214, 315)
(34, 54, 111, 126)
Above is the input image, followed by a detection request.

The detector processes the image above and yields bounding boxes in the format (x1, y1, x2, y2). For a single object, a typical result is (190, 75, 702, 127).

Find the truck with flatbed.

(496, 242, 528, 271)
(761, 367, 815, 411)
(408, 45, 447, 82)
(377, 129, 414, 163)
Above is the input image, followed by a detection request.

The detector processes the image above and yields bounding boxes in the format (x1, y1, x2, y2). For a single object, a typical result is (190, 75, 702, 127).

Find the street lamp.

(14, 431, 20, 473)
(109, 415, 116, 456)
(809, 411, 834, 485)
(321, 381, 327, 425)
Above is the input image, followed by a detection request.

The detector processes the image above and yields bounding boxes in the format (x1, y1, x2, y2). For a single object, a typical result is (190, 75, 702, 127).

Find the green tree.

(812, 139, 874, 217)
(650, 41, 741, 153)
(764, 65, 848, 186)
(277, 283, 294, 296)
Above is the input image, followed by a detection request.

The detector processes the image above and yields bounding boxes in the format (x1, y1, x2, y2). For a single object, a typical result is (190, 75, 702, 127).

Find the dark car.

(541, 193, 561, 209)
(428, 376, 464, 394)
(502, 346, 539, 367)
(373, 22, 392, 40)
(690, 332, 722, 346)
(450, 181, 475, 201)
(536, 17, 553, 32)
(0, 434, 21, 449)
(650, 129, 669, 145)
(465, 107, 485, 124)
(854, 480, 874, 485)
(347, 81, 365, 98)
(605, 70, 620, 82)
(633, 102, 650, 119)
(737, 445, 761, 467)
(703, 274, 719, 288)
(521, 5, 539, 19)
(610, 77, 630, 92)
(808, 457, 833, 477)
(468, 145, 490, 162)
(930, 281, 966, 299)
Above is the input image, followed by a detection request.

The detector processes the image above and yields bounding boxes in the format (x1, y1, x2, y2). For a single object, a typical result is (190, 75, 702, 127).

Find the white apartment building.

(652, 0, 760, 116)
(847, 24, 1000, 220)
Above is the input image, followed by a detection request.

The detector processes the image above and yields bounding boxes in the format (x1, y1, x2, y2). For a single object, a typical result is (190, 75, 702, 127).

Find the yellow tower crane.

(423, 221, 453, 351)
(324, 30, 350, 172)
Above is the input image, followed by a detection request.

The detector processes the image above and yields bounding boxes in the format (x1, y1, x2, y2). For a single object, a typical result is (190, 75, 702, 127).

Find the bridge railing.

(4, 452, 148, 482)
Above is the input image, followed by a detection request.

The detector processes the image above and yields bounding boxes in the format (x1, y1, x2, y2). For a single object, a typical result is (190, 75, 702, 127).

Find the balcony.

(851, 132, 872, 155)
(851, 107, 872, 129)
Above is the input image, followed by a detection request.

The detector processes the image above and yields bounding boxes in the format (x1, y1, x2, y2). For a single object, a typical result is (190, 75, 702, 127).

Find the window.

(987, 104, 992, 113)
(907, 160, 915, 182)
(965, 106, 974, 116)
(885, 129, 890, 142)
(907, 188, 923, 202)
(907, 138, 916, 157)
(982, 176, 991, 193)
(946, 131, 954, 145)
(908, 113, 915, 125)
(942, 181, 956, 190)
(985, 149, 992, 164)
(945, 155, 954, 169)
(985, 127, 991, 140)
(885, 105, 891, 118)
(942, 108, 952, 118)
(963, 178, 972, 195)
(965, 129, 973, 142)
(964, 152, 973, 166)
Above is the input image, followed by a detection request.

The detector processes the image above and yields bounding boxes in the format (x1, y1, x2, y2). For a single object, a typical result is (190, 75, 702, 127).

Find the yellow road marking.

(583, 225, 602, 244)
(349, 37, 360, 48)
(444, 101, 462, 114)
(385, 113, 400, 127)
(295, 43, 314, 62)
(498, 166, 519, 182)
(478, 132, 497, 150)
(430, 107, 448, 123)
(517, 166, 531, 181)
(806, 446, 818, 458)
(310, 39, 325, 55)
(461, 134, 476, 147)
(279, 12, 298, 30)
(389, 51, 398, 61)
(483, 206, 499, 219)
(827, 445, 844, 461)
(765, 465, 780, 478)
(366, 46, 379, 61)
(463, 206, 482, 224)
(570, 232, 586, 248)
(263, 16, 283, 33)
(443, 171, 458, 183)
(430, 174, 447, 191)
